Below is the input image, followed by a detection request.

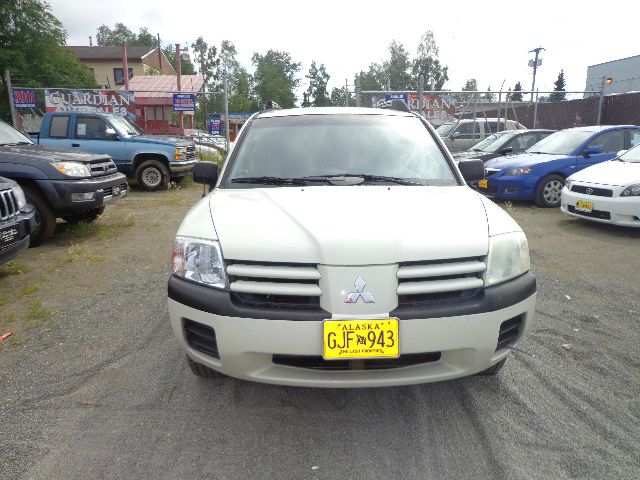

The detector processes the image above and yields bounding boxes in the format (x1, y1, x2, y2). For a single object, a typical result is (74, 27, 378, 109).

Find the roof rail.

(376, 98, 411, 113)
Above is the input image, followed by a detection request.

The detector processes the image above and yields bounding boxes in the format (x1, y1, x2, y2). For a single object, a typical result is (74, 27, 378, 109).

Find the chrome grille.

(90, 160, 118, 177)
(0, 189, 19, 220)
(227, 261, 322, 308)
(396, 257, 486, 305)
(186, 145, 196, 160)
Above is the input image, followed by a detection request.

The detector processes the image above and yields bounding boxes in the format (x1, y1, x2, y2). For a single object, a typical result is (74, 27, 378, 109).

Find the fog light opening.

(71, 192, 95, 202)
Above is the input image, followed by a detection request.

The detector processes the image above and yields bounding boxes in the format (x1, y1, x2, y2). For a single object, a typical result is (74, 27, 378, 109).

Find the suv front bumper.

(168, 273, 536, 387)
(0, 205, 36, 264)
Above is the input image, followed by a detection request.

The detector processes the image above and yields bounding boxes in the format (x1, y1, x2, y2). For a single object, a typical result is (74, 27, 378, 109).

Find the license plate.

(478, 179, 488, 188)
(0, 225, 19, 248)
(575, 200, 593, 213)
(323, 318, 399, 360)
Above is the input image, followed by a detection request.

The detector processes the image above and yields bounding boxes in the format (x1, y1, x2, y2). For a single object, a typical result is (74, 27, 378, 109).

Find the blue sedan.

(477, 125, 640, 206)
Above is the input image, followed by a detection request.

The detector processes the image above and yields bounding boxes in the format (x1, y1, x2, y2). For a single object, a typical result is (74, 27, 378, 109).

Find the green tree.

(96, 24, 156, 46)
(411, 31, 448, 90)
(0, 0, 95, 122)
(163, 46, 196, 75)
(330, 86, 354, 107)
(251, 50, 301, 108)
(460, 78, 478, 103)
(483, 86, 495, 102)
(384, 40, 413, 91)
(511, 82, 524, 102)
(549, 70, 566, 101)
(306, 61, 331, 107)
(191, 36, 219, 90)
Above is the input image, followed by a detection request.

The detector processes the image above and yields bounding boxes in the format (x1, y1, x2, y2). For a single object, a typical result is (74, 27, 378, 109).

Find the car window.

(76, 117, 110, 140)
(455, 122, 480, 137)
(226, 115, 458, 186)
(0, 120, 33, 144)
(510, 133, 539, 152)
(435, 123, 455, 136)
(49, 116, 70, 138)
(630, 131, 640, 148)
(587, 130, 625, 153)
(618, 144, 640, 163)
(528, 130, 593, 155)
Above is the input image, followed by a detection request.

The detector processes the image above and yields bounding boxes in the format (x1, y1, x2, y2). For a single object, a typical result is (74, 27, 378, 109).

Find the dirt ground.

(0, 187, 638, 480)
(0, 180, 204, 351)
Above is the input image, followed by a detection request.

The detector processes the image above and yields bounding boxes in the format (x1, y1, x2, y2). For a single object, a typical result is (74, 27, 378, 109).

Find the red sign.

(45, 89, 135, 116)
(407, 93, 456, 123)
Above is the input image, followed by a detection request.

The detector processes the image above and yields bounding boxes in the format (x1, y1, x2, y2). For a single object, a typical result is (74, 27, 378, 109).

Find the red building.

(127, 75, 204, 135)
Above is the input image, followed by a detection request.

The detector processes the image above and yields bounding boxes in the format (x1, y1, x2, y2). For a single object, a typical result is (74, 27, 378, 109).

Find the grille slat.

(184, 319, 219, 358)
(571, 185, 613, 197)
(397, 257, 485, 305)
(496, 315, 523, 351)
(89, 160, 118, 177)
(0, 189, 20, 220)
(568, 205, 611, 220)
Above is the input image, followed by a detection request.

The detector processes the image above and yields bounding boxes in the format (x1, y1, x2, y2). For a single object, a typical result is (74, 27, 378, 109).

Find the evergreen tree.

(305, 61, 331, 107)
(511, 82, 523, 102)
(483, 86, 495, 102)
(549, 70, 566, 101)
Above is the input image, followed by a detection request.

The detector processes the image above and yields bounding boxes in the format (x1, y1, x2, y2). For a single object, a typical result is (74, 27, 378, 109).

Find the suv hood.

(485, 152, 567, 170)
(129, 135, 193, 147)
(0, 143, 111, 163)
(570, 160, 640, 187)
(208, 186, 490, 265)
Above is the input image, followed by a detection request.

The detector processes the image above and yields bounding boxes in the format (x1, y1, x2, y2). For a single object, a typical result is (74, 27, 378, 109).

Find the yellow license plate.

(478, 179, 488, 188)
(323, 319, 399, 360)
(575, 200, 593, 213)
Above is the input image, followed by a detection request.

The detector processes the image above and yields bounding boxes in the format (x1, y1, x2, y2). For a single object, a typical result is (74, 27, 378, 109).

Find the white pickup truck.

(167, 104, 536, 388)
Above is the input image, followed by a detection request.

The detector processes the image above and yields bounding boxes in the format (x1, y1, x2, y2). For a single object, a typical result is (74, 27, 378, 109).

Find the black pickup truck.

(0, 177, 35, 264)
(0, 119, 128, 246)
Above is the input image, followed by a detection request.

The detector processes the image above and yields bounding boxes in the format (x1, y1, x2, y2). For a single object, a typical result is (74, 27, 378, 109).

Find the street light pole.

(529, 47, 544, 103)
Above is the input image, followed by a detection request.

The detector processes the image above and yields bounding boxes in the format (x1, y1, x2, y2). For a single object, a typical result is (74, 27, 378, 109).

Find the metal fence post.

(596, 76, 606, 125)
(533, 89, 539, 128)
(472, 92, 477, 142)
(5, 70, 17, 127)
(355, 75, 361, 108)
(223, 75, 230, 146)
(345, 79, 349, 107)
(417, 75, 424, 115)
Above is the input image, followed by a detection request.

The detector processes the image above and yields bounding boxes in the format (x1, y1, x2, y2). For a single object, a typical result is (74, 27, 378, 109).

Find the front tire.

(22, 186, 56, 247)
(535, 174, 564, 207)
(187, 357, 223, 379)
(63, 206, 105, 224)
(136, 159, 169, 191)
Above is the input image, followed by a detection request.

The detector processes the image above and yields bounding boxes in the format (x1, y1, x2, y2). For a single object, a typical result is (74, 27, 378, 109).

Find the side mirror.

(500, 147, 513, 155)
(584, 145, 603, 156)
(458, 159, 485, 182)
(105, 128, 118, 140)
(192, 162, 218, 191)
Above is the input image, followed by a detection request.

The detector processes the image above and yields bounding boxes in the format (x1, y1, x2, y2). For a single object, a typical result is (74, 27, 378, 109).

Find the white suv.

(168, 106, 536, 387)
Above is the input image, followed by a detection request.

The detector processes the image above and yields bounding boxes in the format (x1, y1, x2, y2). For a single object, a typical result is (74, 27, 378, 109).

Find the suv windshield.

(618, 144, 640, 163)
(226, 114, 458, 186)
(471, 132, 512, 152)
(527, 130, 592, 156)
(0, 120, 33, 145)
(110, 116, 144, 136)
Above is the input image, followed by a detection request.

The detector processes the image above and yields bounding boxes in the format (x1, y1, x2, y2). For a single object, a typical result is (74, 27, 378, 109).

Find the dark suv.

(0, 177, 35, 265)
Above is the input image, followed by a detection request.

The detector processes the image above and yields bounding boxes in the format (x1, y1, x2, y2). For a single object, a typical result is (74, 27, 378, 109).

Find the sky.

(48, 0, 639, 99)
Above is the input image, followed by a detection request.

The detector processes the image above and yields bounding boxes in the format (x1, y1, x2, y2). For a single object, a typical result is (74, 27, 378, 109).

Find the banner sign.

(44, 89, 135, 116)
(13, 89, 37, 108)
(373, 94, 456, 125)
(209, 118, 222, 135)
(173, 93, 196, 112)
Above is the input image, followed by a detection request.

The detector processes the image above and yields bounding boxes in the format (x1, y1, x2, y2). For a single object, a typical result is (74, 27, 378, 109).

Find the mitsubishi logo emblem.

(344, 276, 376, 303)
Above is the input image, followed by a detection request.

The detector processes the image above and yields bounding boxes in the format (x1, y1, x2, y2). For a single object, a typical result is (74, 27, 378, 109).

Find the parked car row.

(0, 113, 199, 264)
(454, 124, 640, 227)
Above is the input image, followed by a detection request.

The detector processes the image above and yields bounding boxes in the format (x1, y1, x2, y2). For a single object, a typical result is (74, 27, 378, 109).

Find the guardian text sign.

(45, 89, 135, 116)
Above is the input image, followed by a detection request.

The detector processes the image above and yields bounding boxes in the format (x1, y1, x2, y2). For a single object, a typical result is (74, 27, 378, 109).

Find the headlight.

(13, 186, 27, 210)
(565, 179, 573, 190)
(620, 184, 640, 197)
(171, 236, 227, 289)
(175, 146, 187, 160)
(51, 161, 90, 177)
(505, 167, 533, 176)
(485, 231, 530, 287)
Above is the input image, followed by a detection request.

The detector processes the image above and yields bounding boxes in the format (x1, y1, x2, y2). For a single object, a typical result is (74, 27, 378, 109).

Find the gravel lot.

(0, 188, 638, 480)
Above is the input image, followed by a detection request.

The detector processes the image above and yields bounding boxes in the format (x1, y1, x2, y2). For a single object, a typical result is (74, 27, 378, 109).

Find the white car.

(168, 106, 536, 387)
(561, 145, 640, 227)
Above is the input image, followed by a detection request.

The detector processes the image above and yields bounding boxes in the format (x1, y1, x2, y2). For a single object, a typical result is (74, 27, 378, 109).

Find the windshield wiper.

(230, 176, 329, 185)
(0, 141, 31, 146)
(303, 173, 423, 186)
